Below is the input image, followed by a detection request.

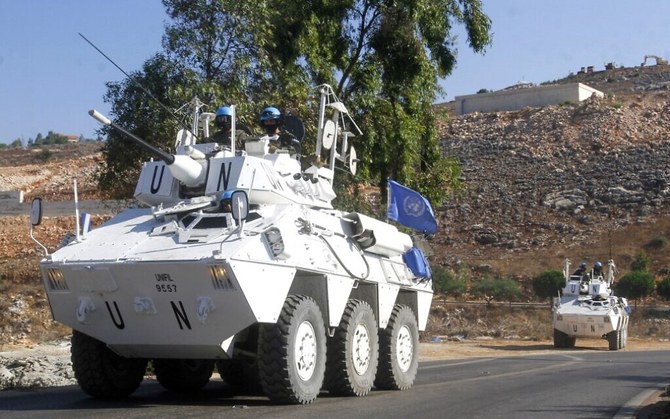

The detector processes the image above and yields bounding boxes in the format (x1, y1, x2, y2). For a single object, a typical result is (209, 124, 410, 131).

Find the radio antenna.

(78, 32, 195, 136)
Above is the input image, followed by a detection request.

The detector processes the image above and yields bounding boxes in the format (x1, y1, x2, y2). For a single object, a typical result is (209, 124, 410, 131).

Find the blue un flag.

(387, 179, 438, 234)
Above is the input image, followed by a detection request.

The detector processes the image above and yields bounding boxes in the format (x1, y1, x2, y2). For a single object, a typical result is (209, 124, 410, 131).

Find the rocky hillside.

(429, 64, 670, 279)
(0, 142, 105, 200)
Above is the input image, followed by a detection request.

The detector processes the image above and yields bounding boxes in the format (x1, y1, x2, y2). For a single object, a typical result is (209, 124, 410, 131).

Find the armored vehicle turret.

(552, 259, 630, 350)
(30, 85, 434, 404)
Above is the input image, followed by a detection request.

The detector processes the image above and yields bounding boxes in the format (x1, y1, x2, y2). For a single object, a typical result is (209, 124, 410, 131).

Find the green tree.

(100, 0, 492, 204)
(99, 54, 197, 196)
(161, 0, 303, 111)
(532, 270, 565, 300)
(270, 0, 491, 207)
(99, 1, 307, 193)
(630, 251, 651, 272)
(39, 131, 68, 145)
(432, 266, 468, 299)
(657, 276, 670, 301)
(472, 277, 521, 305)
(37, 148, 53, 162)
(616, 271, 655, 307)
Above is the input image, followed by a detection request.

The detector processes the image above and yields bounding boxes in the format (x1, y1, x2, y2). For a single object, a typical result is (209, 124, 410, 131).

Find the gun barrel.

(88, 109, 175, 165)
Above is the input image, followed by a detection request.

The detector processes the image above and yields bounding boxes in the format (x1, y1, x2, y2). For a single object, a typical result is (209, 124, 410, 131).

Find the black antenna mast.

(78, 33, 195, 136)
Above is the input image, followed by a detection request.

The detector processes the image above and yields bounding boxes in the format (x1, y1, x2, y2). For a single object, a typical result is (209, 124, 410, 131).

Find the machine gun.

(89, 109, 207, 188)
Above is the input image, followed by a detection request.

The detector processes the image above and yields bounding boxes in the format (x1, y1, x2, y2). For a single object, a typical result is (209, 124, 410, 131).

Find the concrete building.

(453, 82, 604, 116)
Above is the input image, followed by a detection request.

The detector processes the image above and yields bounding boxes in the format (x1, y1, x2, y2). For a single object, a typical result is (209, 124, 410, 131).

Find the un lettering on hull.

(134, 161, 180, 206)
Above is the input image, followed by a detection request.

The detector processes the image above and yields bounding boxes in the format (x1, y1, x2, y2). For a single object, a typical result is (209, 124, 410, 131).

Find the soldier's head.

(259, 106, 283, 136)
(215, 106, 232, 131)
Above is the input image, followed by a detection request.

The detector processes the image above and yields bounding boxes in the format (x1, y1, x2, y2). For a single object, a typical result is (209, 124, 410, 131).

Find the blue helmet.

(579, 262, 586, 269)
(595, 261, 602, 268)
(260, 106, 281, 122)
(215, 106, 232, 129)
(216, 106, 232, 117)
(260, 106, 283, 134)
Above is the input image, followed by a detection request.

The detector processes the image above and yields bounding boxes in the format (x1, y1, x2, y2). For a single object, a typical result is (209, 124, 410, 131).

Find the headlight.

(209, 265, 234, 290)
(46, 268, 68, 291)
(264, 227, 286, 258)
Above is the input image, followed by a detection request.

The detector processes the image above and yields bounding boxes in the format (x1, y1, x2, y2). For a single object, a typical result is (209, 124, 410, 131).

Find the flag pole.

(385, 178, 390, 223)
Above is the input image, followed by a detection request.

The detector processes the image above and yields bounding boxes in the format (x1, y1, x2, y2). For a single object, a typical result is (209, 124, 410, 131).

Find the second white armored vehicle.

(552, 259, 630, 350)
(30, 85, 434, 404)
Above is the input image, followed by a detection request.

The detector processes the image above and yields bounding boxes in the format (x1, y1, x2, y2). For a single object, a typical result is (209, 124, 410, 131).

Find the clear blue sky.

(1, 1, 670, 144)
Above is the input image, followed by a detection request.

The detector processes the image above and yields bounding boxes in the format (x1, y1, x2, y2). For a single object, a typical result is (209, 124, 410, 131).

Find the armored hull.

(42, 202, 432, 359)
(33, 85, 434, 403)
(552, 260, 629, 350)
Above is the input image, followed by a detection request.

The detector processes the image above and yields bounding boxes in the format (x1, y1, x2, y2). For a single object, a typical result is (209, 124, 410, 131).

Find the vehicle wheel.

(153, 359, 214, 392)
(71, 330, 147, 399)
(258, 295, 327, 404)
(325, 299, 379, 396)
(217, 359, 262, 393)
(621, 317, 629, 349)
(375, 304, 419, 391)
(553, 329, 569, 348)
(607, 330, 621, 351)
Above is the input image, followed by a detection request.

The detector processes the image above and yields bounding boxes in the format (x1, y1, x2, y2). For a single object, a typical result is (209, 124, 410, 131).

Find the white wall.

(454, 83, 604, 116)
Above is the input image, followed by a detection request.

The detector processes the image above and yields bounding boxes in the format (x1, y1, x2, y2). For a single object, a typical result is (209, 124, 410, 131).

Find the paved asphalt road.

(1, 350, 668, 419)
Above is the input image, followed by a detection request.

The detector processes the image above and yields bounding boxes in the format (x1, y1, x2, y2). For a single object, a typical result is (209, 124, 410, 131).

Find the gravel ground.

(0, 339, 75, 390)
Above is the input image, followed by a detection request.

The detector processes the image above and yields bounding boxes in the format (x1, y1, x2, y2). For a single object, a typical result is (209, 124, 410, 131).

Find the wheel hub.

(395, 325, 413, 372)
(295, 320, 317, 381)
(352, 323, 371, 375)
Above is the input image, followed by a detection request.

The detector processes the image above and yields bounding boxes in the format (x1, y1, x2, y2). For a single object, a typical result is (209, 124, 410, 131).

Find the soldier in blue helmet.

(259, 106, 301, 155)
(573, 261, 587, 278)
(219, 190, 233, 213)
(203, 106, 248, 148)
(593, 261, 604, 278)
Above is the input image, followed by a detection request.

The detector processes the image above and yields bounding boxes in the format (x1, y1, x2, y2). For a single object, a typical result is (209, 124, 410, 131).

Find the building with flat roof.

(453, 83, 604, 116)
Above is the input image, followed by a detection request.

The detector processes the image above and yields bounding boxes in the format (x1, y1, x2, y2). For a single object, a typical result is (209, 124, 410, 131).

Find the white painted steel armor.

(552, 259, 630, 350)
(34, 85, 433, 403)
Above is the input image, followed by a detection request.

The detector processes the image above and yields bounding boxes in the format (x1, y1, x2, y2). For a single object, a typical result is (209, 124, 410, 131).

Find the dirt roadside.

(418, 337, 670, 361)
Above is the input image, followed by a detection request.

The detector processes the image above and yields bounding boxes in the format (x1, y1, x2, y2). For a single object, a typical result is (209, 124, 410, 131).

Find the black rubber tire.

(258, 295, 327, 404)
(216, 359, 262, 393)
(374, 304, 419, 391)
(553, 328, 569, 348)
(621, 322, 628, 349)
(71, 330, 147, 399)
(325, 299, 379, 396)
(607, 330, 621, 351)
(153, 358, 214, 392)
(620, 317, 629, 349)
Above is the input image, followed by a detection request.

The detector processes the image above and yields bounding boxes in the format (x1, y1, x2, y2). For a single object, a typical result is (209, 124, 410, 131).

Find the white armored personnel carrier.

(552, 259, 630, 350)
(30, 85, 434, 404)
